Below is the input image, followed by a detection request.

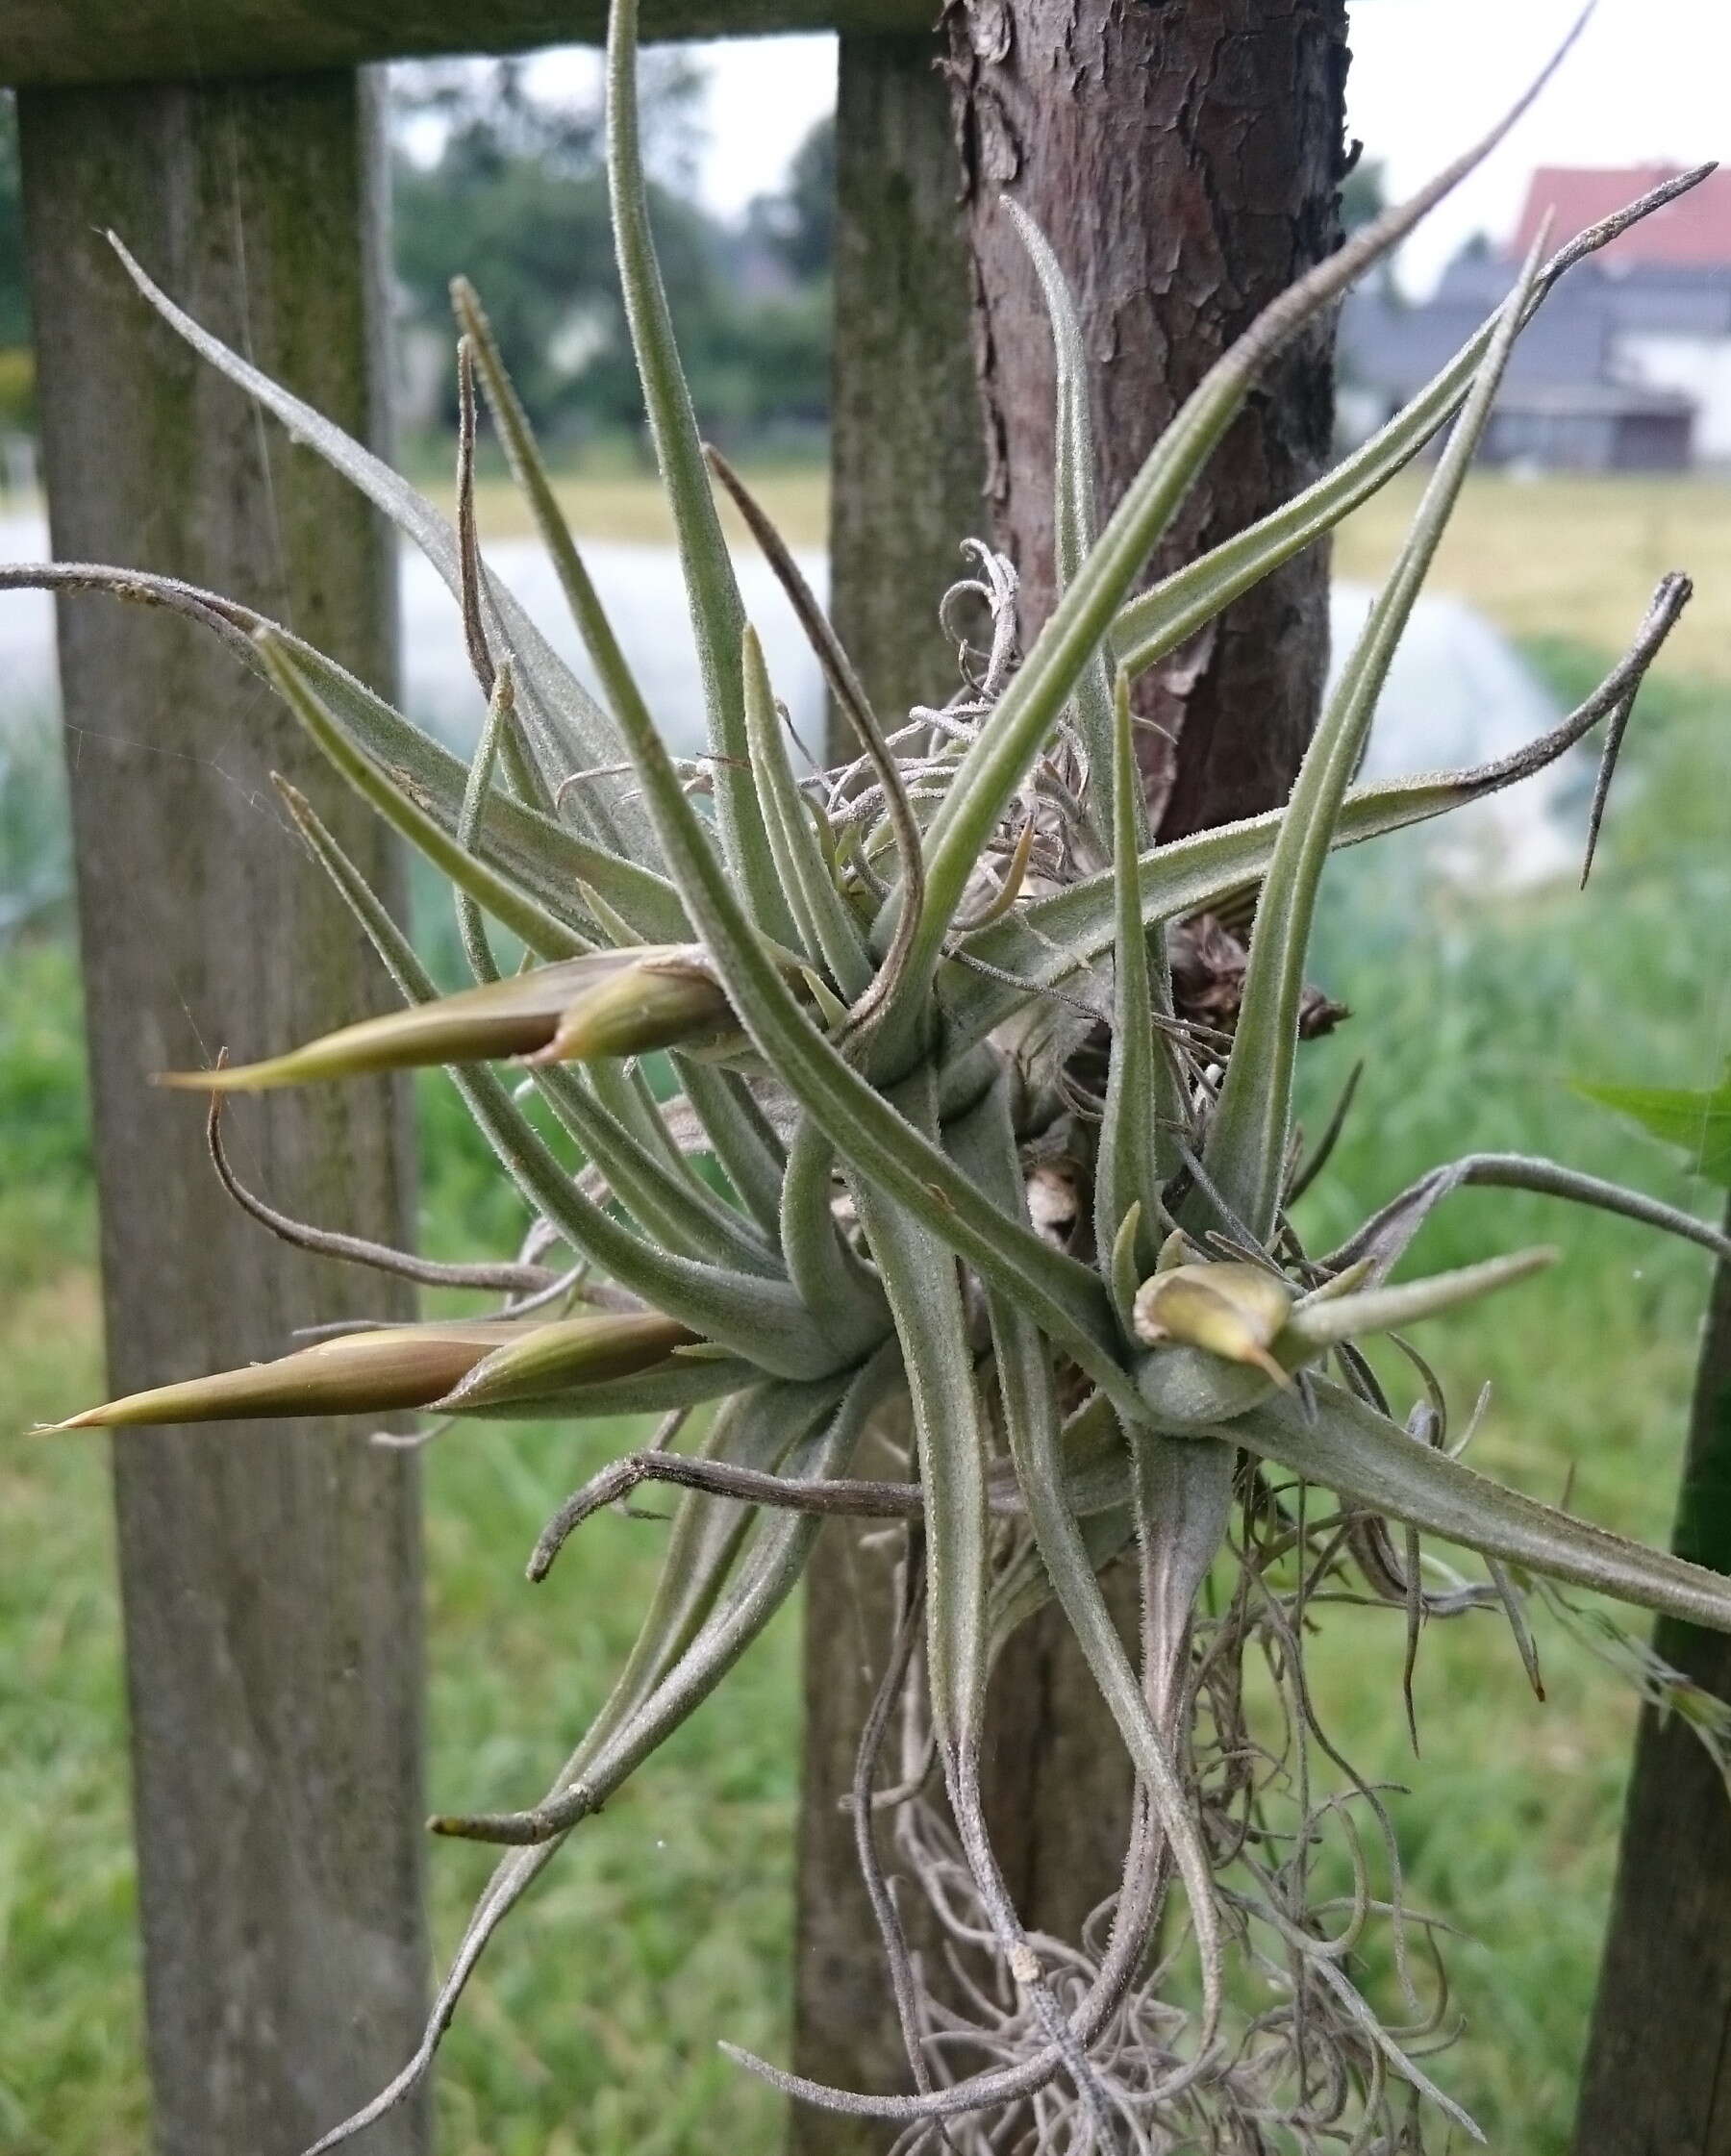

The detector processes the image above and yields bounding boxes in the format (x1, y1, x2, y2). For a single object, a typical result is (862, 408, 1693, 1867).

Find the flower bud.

(1132, 1262, 1297, 1387)
(435, 1311, 700, 1412)
(43, 1310, 703, 1432)
(157, 948, 737, 1091)
(530, 955, 737, 1065)
(42, 1320, 527, 1430)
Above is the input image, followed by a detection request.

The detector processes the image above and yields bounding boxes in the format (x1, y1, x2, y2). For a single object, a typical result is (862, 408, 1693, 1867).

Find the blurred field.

(470, 456, 829, 552)
(479, 461, 1731, 686)
(3, 465, 1730, 2154)
(1333, 468, 1731, 686)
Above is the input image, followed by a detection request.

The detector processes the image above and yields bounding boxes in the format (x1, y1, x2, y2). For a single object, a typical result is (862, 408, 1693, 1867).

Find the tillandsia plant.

(15, 1, 1731, 2145)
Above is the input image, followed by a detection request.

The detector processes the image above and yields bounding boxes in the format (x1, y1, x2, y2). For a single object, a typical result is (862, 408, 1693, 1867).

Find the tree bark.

(19, 72, 427, 2156)
(1572, 1197, 1731, 2155)
(943, 0, 1346, 838)
(790, 38, 986, 2150)
(941, 0, 1347, 1964)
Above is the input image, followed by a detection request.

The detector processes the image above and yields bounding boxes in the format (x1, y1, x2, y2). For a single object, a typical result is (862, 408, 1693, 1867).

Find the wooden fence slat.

(1, 0, 931, 90)
(789, 34, 983, 2149)
(18, 70, 428, 2156)
(1572, 1201, 1731, 2154)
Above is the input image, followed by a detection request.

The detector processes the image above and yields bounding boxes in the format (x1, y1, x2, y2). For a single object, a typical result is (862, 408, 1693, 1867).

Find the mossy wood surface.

(1573, 1194, 1731, 2154)
(790, 37, 985, 2148)
(17, 74, 428, 2156)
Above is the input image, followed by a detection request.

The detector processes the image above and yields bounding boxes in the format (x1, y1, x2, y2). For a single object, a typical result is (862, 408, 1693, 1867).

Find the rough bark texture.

(943, 0, 1347, 838)
(790, 37, 987, 2152)
(19, 74, 427, 2156)
(942, 0, 1347, 1972)
(1572, 1199, 1731, 2155)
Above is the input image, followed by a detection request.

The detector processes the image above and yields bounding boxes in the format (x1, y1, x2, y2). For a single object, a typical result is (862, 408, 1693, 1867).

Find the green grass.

(1, 640, 1727, 2151)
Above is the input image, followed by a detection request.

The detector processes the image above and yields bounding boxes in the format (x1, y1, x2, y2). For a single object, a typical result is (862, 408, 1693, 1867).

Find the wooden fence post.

(1572, 1200, 1731, 2154)
(18, 71, 428, 2156)
(789, 32, 984, 2146)
(794, 9, 1346, 2132)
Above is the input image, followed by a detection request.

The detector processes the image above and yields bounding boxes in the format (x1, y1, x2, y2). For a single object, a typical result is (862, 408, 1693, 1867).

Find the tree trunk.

(943, 0, 1346, 838)
(942, 0, 1346, 1959)
(18, 72, 427, 2156)
(1572, 1197, 1731, 2155)
(792, 3, 1345, 2137)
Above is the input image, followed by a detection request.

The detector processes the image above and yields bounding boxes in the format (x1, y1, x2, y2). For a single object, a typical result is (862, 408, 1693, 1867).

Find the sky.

(641, 0, 1726, 294)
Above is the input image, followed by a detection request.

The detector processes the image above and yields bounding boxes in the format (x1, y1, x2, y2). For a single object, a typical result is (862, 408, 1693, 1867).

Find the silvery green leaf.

(526, 1064, 781, 1278)
(535, 505, 1140, 1416)
(272, 787, 841, 1382)
(1236, 1379, 1731, 1633)
(847, 1067, 990, 1760)
(740, 626, 873, 997)
(1006, 198, 1115, 800)
(0, 560, 690, 943)
(669, 1058, 790, 1237)
(453, 274, 665, 869)
(1094, 674, 1180, 1267)
(948, 1082, 1226, 2042)
(1201, 232, 1549, 1244)
(299, 1369, 869, 2156)
(1110, 167, 1714, 682)
(107, 234, 641, 852)
(939, 601, 1676, 1055)
(893, 55, 1584, 1010)
(604, 0, 791, 941)
(1284, 1246, 1555, 1351)
(778, 1118, 891, 1359)
(1323, 1152, 1731, 1281)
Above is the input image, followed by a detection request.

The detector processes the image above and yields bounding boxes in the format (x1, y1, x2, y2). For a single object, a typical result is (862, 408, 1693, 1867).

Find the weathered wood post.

(790, 35, 985, 2137)
(17, 72, 427, 2155)
(1573, 1199, 1731, 2154)
(795, 2, 1347, 2125)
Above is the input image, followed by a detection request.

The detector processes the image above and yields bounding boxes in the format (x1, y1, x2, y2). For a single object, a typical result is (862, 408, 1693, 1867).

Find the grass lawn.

(1332, 468, 1731, 688)
(2, 465, 1729, 2153)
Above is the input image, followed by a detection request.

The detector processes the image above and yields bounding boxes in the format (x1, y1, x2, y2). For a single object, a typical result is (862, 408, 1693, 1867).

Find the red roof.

(1512, 164, 1731, 268)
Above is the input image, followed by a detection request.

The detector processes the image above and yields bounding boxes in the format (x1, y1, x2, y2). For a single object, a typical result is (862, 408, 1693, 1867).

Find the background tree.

(391, 62, 830, 444)
(0, 94, 32, 437)
(747, 112, 836, 283)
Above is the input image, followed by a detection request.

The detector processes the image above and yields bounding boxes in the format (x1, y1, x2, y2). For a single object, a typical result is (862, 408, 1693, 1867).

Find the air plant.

(16, 1, 1731, 2145)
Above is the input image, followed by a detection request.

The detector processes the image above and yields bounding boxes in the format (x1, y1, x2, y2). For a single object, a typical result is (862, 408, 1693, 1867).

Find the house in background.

(1341, 163, 1731, 471)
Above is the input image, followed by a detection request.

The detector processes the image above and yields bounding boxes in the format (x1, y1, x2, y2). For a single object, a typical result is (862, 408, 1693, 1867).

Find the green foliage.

(745, 113, 835, 283)
(0, 933, 93, 1291)
(1576, 1063, 1731, 1188)
(11, 13, 1728, 2149)
(392, 61, 828, 443)
(0, 93, 28, 353)
(3, 637, 1721, 2151)
(1341, 152, 1389, 237)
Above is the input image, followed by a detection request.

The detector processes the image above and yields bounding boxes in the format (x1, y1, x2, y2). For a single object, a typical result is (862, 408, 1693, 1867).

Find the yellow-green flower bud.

(157, 948, 737, 1091)
(42, 1311, 700, 1431)
(1132, 1262, 1298, 1387)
